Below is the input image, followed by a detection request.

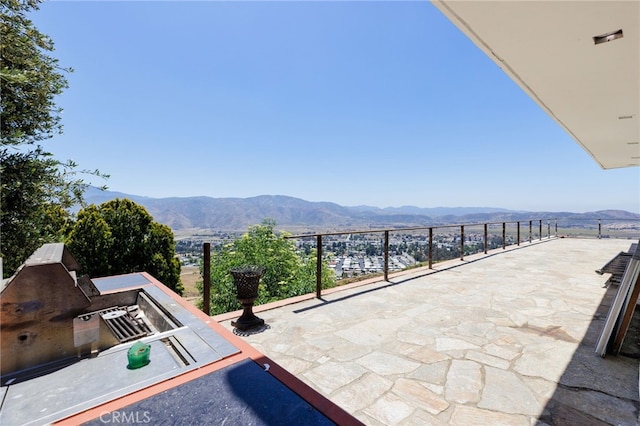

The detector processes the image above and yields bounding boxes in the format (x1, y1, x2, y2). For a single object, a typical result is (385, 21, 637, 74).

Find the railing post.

(555, 219, 558, 236)
(598, 219, 602, 239)
(529, 220, 533, 243)
(547, 220, 551, 239)
(539, 220, 542, 241)
(517, 221, 520, 246)
(460, 225, 465, 260)
(203, 243, 210, 316)
(428, 227, 433, 269)
(384, 230, 389, 281)
(484, 223, 488, 254)
(316, 235, 322, 298)
(502, 222, 506, 249)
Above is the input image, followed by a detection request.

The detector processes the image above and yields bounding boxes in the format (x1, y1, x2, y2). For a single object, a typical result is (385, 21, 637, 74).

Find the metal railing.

(286, 219, 558, 298)
(554, 217, 640, 239)
(285, 217, 640, 299)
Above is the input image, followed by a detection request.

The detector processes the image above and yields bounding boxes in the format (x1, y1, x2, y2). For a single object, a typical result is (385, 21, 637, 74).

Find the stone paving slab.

(220, 238, 640, 425)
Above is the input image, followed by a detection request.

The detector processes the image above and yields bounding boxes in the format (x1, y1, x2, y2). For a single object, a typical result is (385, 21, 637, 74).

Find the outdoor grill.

(97, 306, 153, 343)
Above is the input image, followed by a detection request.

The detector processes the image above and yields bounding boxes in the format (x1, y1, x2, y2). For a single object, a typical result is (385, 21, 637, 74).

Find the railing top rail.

(556, 217, 639, 221)
(284, 218, 555, 239)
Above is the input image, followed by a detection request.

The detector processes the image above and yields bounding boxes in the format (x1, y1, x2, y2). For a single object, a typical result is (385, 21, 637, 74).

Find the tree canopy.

(66, 199, 183, 295)
(0, 0, 107, 277)
(1, 148, 75, 274)
(201, 219, 335, 315)
(1, 0, 69, 146)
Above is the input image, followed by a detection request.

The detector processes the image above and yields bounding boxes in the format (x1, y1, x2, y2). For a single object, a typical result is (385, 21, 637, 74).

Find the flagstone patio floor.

(218, 237, 639, 425)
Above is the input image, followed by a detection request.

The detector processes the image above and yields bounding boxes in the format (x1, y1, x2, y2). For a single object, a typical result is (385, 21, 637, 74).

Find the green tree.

(145, 222, 182, 293)
(0, 147, 92, 275)
(292, 248, 335, 296)
(1, 0, 69, 145)
(1, 0, 106, 277)
(66, 199, 183, 295)
(63, 205, 113, 277)
(99, 199, 153, 273)
(201, 219, 335, 315)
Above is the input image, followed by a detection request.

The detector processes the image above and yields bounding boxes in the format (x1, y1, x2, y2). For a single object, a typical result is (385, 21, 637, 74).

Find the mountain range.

(83, 187, 640, 232)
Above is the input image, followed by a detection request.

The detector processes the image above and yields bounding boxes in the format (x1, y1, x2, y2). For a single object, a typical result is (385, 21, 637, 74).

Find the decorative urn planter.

(229, 265, 266, 331)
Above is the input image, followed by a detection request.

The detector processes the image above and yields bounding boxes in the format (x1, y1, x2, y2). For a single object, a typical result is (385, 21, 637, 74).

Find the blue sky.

(33, 1, 639, 213)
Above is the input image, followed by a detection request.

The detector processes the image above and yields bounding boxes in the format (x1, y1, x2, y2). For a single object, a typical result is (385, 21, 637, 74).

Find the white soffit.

(431, 0, 639, 169)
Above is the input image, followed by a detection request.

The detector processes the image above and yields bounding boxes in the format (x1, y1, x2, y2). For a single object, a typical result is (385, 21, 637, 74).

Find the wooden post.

(502, 222, 506, 249)
(599, 219, 602, 239)
(428, 227, 433, 269)
(539, 220, 542, 241)
(384, 231, 389, 281)
(484, 223, 488, 254)
(316, 235, 322, 299)
(460, 225, 465, 260)
(203, 242, 210, 316)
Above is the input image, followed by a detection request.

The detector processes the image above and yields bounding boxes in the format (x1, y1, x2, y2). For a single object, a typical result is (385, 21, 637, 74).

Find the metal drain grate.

(100, 306, 152, 343)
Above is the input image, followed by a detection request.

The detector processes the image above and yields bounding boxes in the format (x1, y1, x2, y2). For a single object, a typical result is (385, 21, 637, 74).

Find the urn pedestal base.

(231, 298, 264, 331)
(229, 266, 266, 332)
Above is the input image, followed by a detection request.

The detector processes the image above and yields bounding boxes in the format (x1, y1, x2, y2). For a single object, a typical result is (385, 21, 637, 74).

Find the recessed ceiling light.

(619, 115, 634, 120)
(593, 29, 623, 45)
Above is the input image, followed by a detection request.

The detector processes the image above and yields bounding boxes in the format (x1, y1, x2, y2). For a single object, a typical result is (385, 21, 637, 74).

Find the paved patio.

(218, 238, 639, 425)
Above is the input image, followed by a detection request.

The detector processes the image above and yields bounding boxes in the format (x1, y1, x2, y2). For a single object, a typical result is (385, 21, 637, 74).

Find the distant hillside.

(351, 205, 518, 216)
(82, 187, 640, 232)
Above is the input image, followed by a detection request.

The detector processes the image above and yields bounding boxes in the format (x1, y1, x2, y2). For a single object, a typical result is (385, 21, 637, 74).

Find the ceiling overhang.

(431, 0, 639, 169)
